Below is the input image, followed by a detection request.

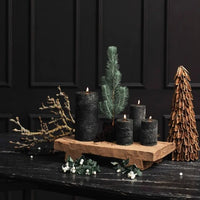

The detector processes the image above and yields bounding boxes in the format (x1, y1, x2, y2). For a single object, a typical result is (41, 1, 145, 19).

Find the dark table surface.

(0, 133, 200, 200)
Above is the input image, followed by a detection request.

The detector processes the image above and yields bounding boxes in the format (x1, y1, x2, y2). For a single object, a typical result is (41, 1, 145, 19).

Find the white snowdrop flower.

(62, 163, 70, 173)
(62, 165, 69, 173)
(85, 169, 90, 175)
(70, 167, 76, 174)
(116, 169, 121, 173)
(92, 171, 96, 175)
(130, 173, 136, 180)
(62, 166, 66, 173)
(79, 159, 84, 165)
(127, 171, 134, 178)
(66, 164, 70, 169)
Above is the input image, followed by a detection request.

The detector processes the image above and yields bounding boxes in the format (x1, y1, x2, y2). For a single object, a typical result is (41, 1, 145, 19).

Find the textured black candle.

(140, 118, 158, 146)
(116, 117, 133, 145)
(75, 90, 98, 141)
(129, 103, 146, 142)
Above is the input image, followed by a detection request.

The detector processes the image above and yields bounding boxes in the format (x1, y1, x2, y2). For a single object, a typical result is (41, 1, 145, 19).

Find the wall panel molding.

(162, 114, 170, 141)
(30, 0, 80, 87)
(97, 0, 146, 88)
(0, 0, 12, 87)
(164, 0, 200, 88)
(164, 0, 170, 88)
(0, 113, 12, 133)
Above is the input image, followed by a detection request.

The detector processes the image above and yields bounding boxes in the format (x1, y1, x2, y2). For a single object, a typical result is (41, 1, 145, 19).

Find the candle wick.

(149, 116, 152, 120)
(138, 100, 140, 105)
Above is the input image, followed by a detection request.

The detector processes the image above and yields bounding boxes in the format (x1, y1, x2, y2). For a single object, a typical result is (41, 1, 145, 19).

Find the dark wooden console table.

(0, 134, 199, 200)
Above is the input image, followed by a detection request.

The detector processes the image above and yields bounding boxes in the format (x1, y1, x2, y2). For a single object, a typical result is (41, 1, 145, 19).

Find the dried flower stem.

(10, 86, 75, 150)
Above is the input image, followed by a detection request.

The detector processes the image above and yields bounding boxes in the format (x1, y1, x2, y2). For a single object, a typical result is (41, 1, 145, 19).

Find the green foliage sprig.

(62, 156, 100, 175)
(99, 46, 129, 126)
(111, 159, 142, 180)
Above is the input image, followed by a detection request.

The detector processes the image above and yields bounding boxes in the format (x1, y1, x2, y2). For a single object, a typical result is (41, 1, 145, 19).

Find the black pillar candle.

(129, 100, 146, 142)
(75, 88, 98, 141)
(140, 116, 158, 146)
(116, 115, 133, 145)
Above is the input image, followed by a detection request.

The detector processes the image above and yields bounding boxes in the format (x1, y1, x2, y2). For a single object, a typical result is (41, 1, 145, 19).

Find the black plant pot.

(96, 119, 116, 142)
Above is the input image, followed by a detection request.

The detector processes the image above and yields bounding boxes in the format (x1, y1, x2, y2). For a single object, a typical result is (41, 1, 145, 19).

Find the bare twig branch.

(9, 86, 75, 150)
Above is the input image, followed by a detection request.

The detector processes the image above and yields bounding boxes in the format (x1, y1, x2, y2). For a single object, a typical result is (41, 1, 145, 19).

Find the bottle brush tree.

(168, 66, 199, 161)
(99, 46, 129, 126)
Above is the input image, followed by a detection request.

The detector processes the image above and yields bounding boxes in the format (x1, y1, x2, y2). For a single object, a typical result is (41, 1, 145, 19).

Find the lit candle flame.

(123, 114, 127, 121)
(138, 99, 140, 105)
(149, 116, 152, 120)
(86, 87, 89, 93)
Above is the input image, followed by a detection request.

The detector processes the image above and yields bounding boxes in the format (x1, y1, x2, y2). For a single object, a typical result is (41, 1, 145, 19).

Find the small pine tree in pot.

(99, 46, 129, 141)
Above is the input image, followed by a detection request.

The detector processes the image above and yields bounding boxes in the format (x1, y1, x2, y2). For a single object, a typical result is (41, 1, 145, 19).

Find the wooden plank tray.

(54, 135, 176, 170)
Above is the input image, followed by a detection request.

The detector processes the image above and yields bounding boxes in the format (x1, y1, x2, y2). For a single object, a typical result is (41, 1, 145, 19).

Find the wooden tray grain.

(54, 135, 176, 170)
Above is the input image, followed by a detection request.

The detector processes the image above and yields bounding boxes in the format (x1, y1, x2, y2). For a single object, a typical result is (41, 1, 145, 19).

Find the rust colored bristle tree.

(168, 66, 199, 161)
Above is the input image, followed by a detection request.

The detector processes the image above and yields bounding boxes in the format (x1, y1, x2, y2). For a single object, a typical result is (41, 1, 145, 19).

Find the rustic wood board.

(54, 135, 176, 170)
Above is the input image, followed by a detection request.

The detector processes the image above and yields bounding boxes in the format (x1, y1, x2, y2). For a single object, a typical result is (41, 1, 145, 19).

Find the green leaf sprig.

(111, 159, 142, 179)
(62, 156, 101, 176)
